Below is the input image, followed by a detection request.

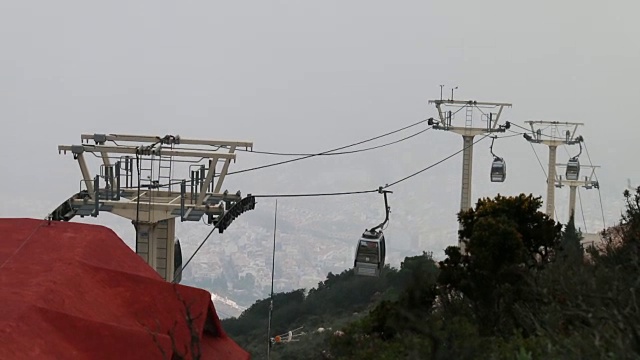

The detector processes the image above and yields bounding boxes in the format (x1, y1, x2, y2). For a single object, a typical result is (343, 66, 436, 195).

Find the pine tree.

(558, 214, 584, 264)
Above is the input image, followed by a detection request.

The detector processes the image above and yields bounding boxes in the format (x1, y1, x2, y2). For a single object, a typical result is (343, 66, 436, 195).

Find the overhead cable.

(384, 134, 491, 188)
(527, 140, 559, 220)
(230, 127, 430, 157)
(175, 130, 496, 279)
(577, 187, 588, 232)
(222, 119, 431, 176)
(267, 200, 278, 359)
(583, 141, 607, 229)
(253, 133, 491, 198)
(172, 223, 219, 283)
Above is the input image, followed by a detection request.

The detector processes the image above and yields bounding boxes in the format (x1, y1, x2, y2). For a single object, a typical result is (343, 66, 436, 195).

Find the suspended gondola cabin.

(566, 157, 580, 181)
(354, 229, 386, 277)
(490, 158, 507, 183)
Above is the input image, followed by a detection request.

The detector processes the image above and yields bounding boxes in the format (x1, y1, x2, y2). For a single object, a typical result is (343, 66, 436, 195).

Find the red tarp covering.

(0, 218, 250, 360)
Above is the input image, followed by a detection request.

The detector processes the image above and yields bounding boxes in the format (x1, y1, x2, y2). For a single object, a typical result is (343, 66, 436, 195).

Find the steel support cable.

(172, 222, 219, 283)
(149, 132, 515, 191)
(510, 122, 571, 141)
(134, 153, 142, 254)
(507, 128, 563, 141)
(175, 134, 492, 282)
(529, 142, 548, 179)
(228, 127, 431, 157)
(583, 141, 607, 229)
(172, 204, 277, 288)
(92, 126, 433, 182)
(223, 120, 432, 176)
(91, 122, 430, 173)
(253, 133, 492, 198)
(0, 222, 46, 270)
(267, 200, 278, 359)
(253, 189, 378, 198)
(95, 124, 430, 164)
(124, 129, 432, 158)
(577, 186, 588, 232)
(428, 103, 469, 124)
(497, 131, 527, 139)
(383, 134, 490, 189)
(596, 184, 607, 229)
(528, 141, 559, 220)
(89, 151, 206, 164)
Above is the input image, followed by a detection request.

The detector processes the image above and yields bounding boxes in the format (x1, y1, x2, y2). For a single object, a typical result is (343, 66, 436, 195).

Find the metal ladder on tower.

(137, 153, 155, 224)
(158, 144, 174, 192)
(133, 152, 154, 263)
(465, 105, 473, 128)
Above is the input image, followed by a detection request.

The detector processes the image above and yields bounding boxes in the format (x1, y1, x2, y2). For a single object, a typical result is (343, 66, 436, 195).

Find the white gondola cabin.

(566, 157, 580, 181)
(354, 229, 386, 277)
(490, 158, 507, 183)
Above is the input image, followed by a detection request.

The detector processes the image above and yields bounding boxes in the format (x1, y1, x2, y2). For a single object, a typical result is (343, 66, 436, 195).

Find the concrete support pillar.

(568, 185, 577, 221)
(546, 145, 557, 219)
(459, 135, 475, 253)
(133, 218, 176, 281)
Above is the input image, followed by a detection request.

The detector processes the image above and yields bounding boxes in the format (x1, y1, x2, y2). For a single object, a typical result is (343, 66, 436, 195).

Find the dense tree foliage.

(223, 265, 406, 359)
(223, 190, 640, 359)
(438, 194, 563, 337)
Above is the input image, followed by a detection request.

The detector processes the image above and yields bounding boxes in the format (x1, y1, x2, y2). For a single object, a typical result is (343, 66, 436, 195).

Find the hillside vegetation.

(223, 188, 640, 359)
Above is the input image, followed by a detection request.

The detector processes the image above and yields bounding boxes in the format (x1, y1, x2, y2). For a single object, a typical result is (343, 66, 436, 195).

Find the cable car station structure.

(52, 133, 256, 283)
(427, 96, 512, 252)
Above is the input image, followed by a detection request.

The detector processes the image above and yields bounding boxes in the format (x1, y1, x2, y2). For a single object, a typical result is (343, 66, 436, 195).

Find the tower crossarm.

(428, 100, 512, 107)
(555, 164, 600, 188)
(526, 139, 578, 147)
(430, 126, 497, 137)
(80, 133, 254, 150)
(525, 120, 584, 146)
(57, 133, 252, 224)
(58, 144, 237, 160)
(428, 99, 512, 132)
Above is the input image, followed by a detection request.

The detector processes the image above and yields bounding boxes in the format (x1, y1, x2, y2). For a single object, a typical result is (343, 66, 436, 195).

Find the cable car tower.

(52, 133, 255, 283)
(555, 163, 600, 222)
(428, 90, 512, 252)
(523, 121, 584, 220)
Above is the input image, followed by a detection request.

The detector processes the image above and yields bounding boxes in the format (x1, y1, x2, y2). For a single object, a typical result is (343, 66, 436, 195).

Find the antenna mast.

(267, 200, 278, 360)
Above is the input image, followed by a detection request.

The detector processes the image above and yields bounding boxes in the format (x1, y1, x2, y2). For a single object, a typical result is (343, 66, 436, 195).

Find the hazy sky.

(1, 1, 639, 252)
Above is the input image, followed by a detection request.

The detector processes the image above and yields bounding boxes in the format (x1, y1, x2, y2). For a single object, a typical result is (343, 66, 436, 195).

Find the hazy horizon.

(1, 1, 639, 308)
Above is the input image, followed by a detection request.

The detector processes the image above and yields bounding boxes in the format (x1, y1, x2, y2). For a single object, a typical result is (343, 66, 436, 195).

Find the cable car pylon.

(555, 162, 600, 223)
(523, 121, 584, 220)
(427, 92, 512, 253)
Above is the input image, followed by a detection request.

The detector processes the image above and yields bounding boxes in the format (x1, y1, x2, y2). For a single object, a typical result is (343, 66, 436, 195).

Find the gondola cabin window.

(358, 240, 379, 262)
